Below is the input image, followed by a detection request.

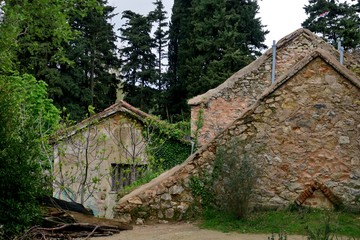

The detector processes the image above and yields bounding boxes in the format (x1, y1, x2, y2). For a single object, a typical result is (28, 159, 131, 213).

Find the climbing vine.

(143, 117, 191, 171)
(193, 108, 204, 147)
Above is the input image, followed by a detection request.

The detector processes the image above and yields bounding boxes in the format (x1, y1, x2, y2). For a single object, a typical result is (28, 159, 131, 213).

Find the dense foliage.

(0, 74, 59, 237)
(57, 0, 120, 120)
(148, 120, 191, 170)
(166, 0, 268, 120)
(0, 0, 119, 121)
(302, 0, 360, 50)
(0, 0, 74, 89)
(119, 10, 157, 113)
(149, 0, 169, 116)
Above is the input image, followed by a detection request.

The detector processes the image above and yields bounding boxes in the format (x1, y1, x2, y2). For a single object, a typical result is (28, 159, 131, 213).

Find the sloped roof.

(53, 100, 150, 142)
(216, 48, 360, 139)
(260, 49, 360, 97)
(188, 28, 351, 106)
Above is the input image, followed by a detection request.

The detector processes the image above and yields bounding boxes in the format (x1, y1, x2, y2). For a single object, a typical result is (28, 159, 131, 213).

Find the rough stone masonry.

(114, 29, 360, 224)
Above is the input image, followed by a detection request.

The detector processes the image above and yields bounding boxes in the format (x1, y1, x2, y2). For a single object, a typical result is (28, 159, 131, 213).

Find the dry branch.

(25, 206, 132, 239)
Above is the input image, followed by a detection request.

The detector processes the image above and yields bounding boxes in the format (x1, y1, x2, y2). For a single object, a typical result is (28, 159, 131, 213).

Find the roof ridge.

(192, 47, 360, 154)
(188, 28, 338, 106)
(52, 100, 149, 142)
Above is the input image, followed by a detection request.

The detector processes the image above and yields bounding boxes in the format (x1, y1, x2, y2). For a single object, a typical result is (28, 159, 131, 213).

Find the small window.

(111, 163, 141, 191)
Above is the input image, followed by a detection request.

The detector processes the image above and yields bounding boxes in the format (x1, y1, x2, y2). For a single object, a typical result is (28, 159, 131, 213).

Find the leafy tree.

(57, 0, 120, 121)
(0, 0, 74, 94)
(0, 0, 116, 121)
(119, 10, 157, 112)
(212, 138, 260, 219)
(167, 0, 268, 120)
(0, 74, 60, 237)
(302, 0, 360, 50)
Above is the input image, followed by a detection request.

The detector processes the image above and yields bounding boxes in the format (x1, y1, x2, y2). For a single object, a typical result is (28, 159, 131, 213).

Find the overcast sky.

(107, 0, 309, 49)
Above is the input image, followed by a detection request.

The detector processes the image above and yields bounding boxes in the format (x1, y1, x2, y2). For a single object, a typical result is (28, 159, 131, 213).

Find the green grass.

(117, 170, 163, 199)
(200, 207, 360, 238)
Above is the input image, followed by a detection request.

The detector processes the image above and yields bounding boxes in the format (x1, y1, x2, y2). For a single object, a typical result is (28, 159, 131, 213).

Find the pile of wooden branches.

(17, 197, 132, 239)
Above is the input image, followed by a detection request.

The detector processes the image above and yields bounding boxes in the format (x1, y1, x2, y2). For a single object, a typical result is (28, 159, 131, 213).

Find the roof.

(218, 48, 360, 136)
(52, 100, 150, 142)
(188, 28, 355, 106)
(264, 48, 360, 94)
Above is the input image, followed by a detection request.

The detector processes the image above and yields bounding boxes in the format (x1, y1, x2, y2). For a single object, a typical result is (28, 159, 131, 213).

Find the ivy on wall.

(153, 138, 191, 170)
(144, 119, 191, 170)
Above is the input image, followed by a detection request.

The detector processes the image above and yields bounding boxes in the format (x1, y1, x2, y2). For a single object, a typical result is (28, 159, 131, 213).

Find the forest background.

(0, 0, 359, 237)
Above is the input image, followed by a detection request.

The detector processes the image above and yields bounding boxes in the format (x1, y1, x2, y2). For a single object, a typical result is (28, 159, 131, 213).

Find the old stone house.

(113, 28, 360, 224)
(188, 28, 360, 147)
(53, 100, 150, 218)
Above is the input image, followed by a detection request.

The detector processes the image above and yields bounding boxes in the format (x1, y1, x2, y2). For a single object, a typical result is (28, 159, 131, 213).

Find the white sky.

(107, 0, 309, 49)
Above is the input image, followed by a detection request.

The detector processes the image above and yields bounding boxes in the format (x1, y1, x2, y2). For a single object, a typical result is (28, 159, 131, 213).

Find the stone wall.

(114, 55, 360, 224)
(189, 29, 347, 147)
(53, 111, 146, 218)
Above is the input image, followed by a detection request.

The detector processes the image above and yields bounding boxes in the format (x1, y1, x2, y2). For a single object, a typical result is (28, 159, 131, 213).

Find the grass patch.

(200, 207, 360, 238)
(117, 170, 163, 199)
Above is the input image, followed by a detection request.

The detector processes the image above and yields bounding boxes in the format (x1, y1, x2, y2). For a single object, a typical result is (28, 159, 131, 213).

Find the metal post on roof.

(340, 46, 344, 65)
(271, 40, 276, 84)
(337, 38, 344, 65)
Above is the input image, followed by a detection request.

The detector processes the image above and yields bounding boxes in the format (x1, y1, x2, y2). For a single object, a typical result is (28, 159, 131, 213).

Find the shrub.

(0, 74, 59, 237)
(189, 137, 261, 219)
(212, 137, 261, 219)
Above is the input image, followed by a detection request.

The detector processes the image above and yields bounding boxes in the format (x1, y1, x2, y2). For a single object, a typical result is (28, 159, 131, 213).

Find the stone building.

(53, 100, 150, 218)
(188, 28, 360, 147)
(113, 29, 360, 224)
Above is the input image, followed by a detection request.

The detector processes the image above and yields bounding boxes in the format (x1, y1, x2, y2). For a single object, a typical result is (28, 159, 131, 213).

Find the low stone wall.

(114, 148, 217, 223)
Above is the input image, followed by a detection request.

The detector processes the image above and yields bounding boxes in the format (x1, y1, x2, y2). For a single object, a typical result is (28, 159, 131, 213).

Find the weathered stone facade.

(53, 101, 149, 218)
(114, 40, 360, 223)
(189, 28, 359, 147)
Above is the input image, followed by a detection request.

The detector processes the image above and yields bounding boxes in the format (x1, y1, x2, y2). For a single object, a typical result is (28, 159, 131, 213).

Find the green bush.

(146, 119, 191, 171)
(154, 138, 191, 169)
(209, 138, 261, 219)
(0, 74, 59, 237)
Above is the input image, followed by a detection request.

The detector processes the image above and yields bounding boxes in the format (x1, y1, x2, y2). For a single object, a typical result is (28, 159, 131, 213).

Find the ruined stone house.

(52, 100, 150, 218)
(113, 28, 360, 224)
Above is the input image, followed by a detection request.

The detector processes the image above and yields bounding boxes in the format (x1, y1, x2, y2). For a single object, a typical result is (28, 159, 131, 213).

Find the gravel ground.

(93, 222, 307, 240)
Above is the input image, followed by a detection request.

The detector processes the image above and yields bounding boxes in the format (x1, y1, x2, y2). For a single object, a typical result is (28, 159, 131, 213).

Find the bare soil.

(93, 222, 307, 240)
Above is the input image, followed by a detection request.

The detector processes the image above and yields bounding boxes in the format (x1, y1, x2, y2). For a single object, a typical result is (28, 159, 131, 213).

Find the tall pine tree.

(119, 10, 157, 112)
(58, 0, 120, 120)
(167, 0, 196, 120)
(167, 0, 268, 120)
(302, 0, 360, 50)
(149, 0, 169, 117)
(149, 0, 169, 92)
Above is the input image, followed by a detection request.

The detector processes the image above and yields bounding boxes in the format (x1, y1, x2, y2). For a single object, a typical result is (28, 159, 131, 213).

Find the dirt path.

(94, 222, 307, 240)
